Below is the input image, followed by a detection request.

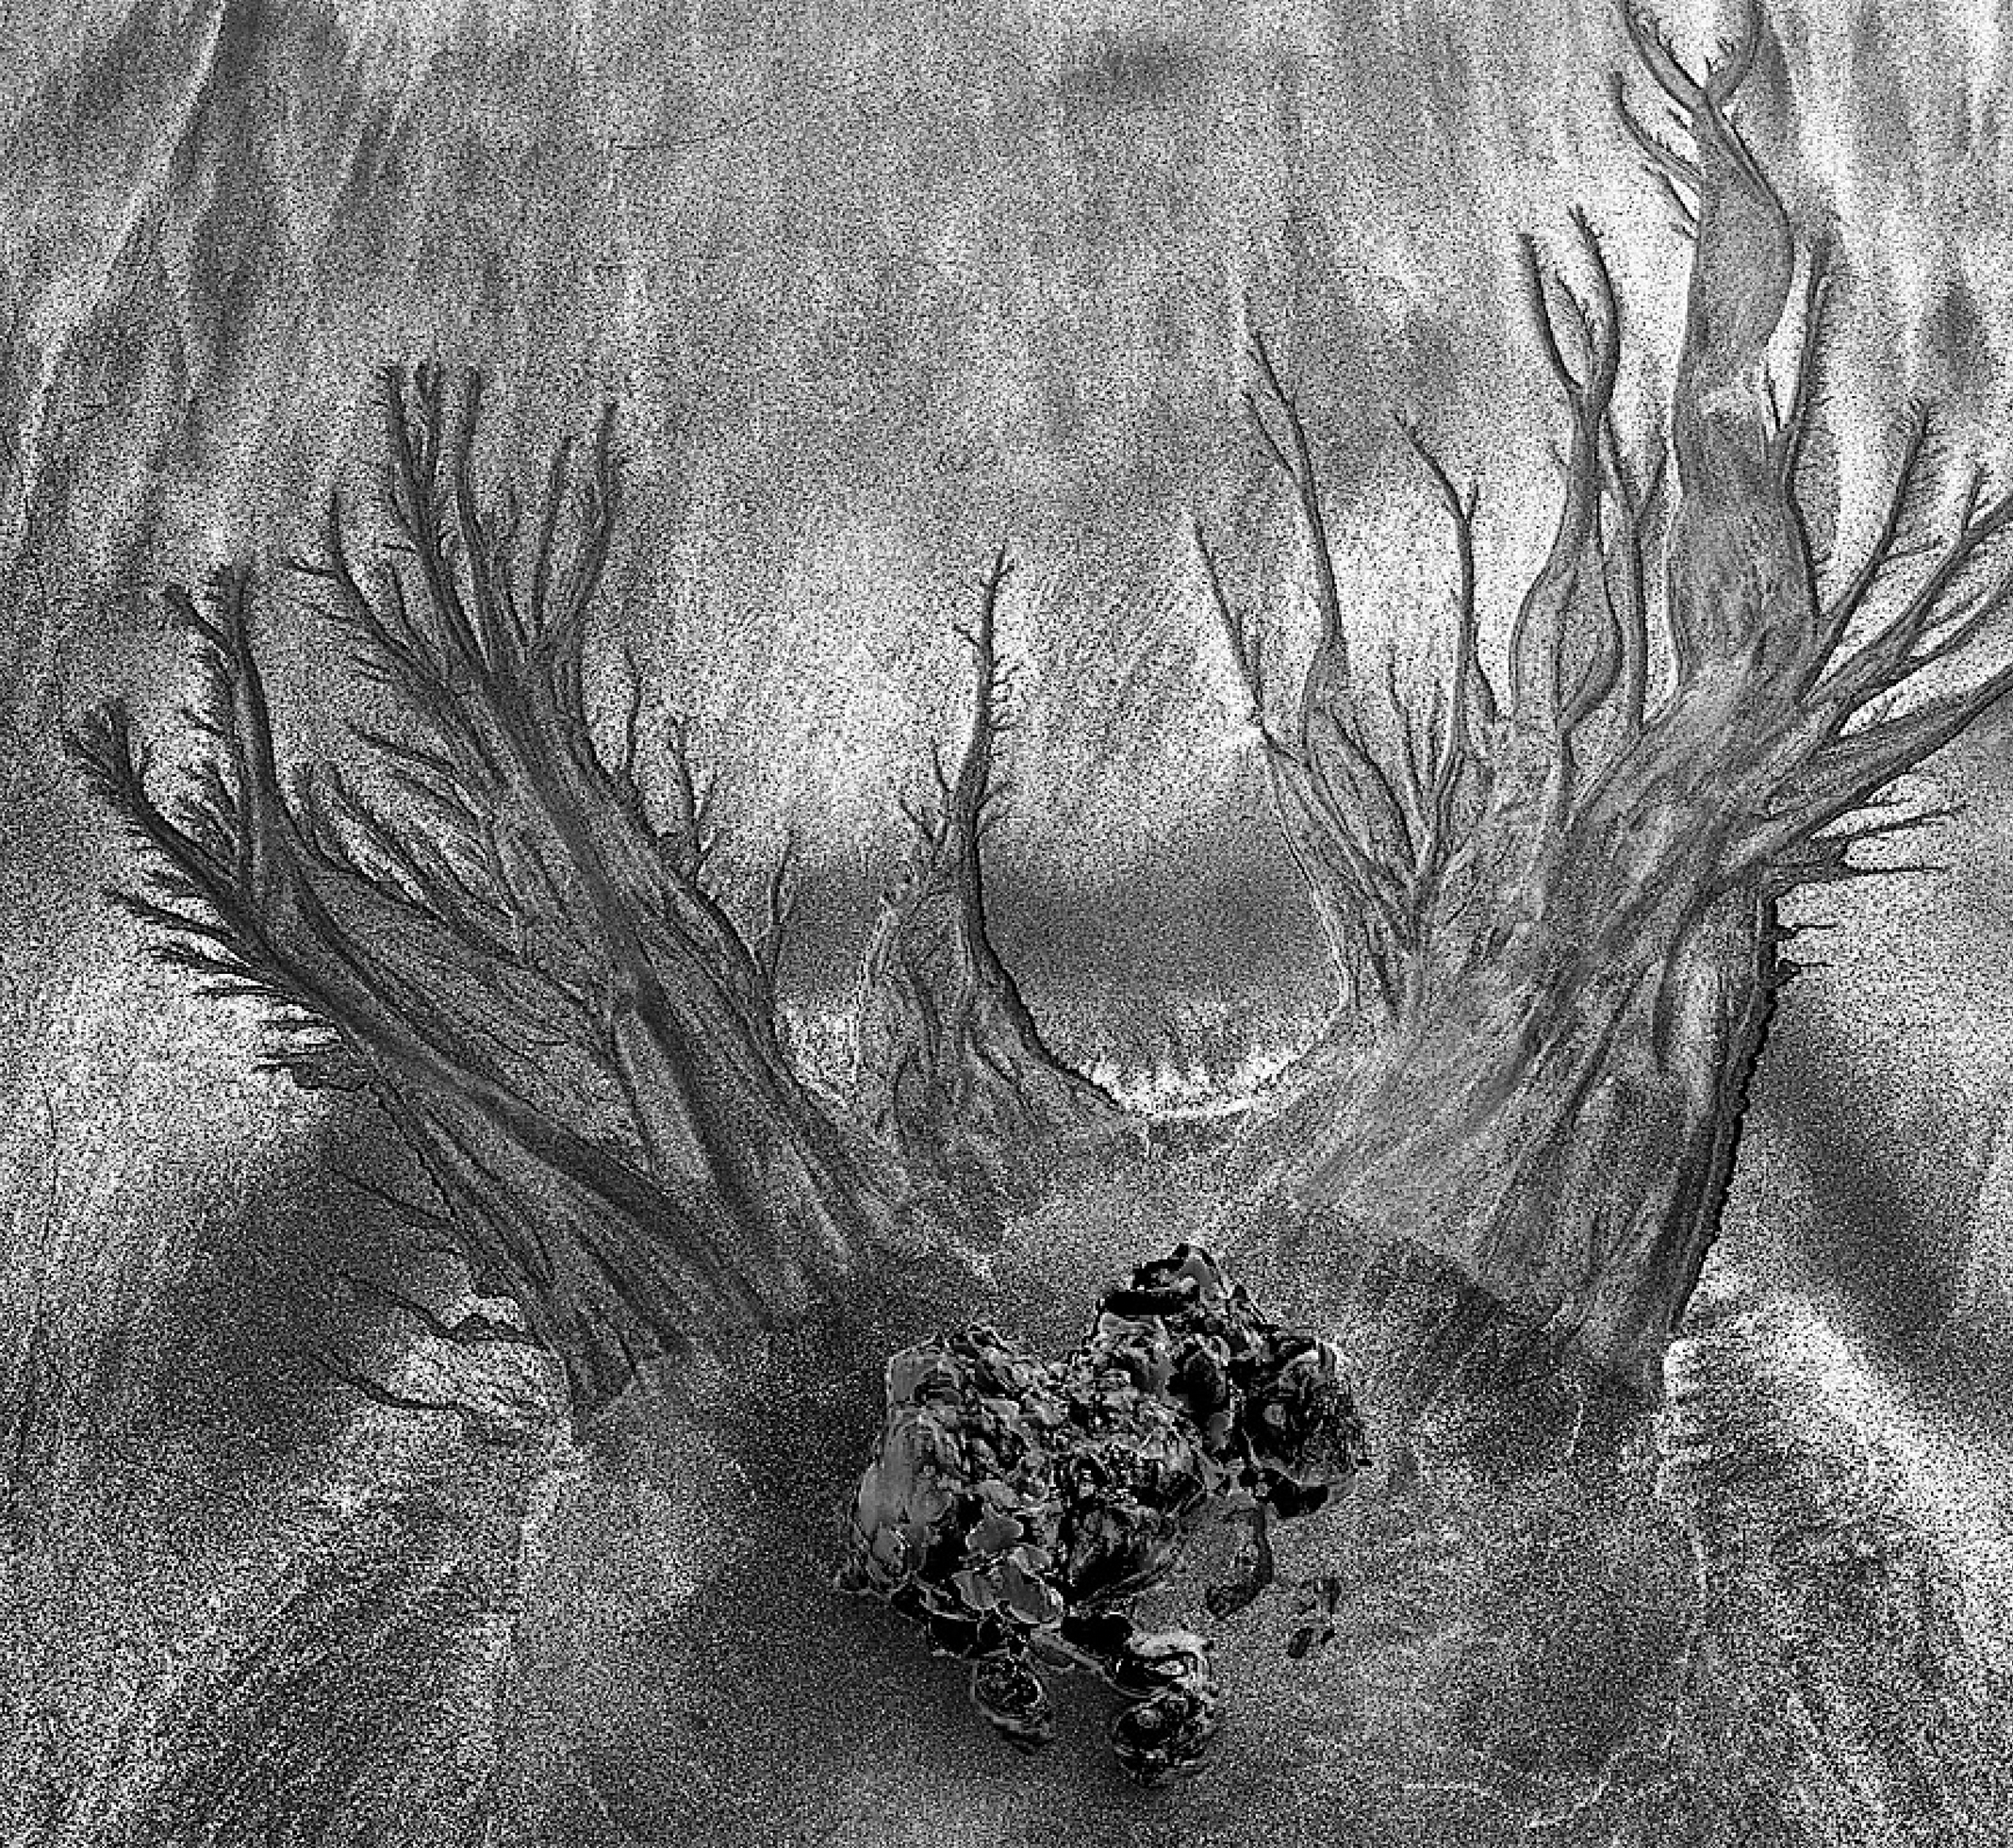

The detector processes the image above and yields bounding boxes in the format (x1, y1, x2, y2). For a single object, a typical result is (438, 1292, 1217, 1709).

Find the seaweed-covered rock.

(835, 1243, 1370, 1782)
